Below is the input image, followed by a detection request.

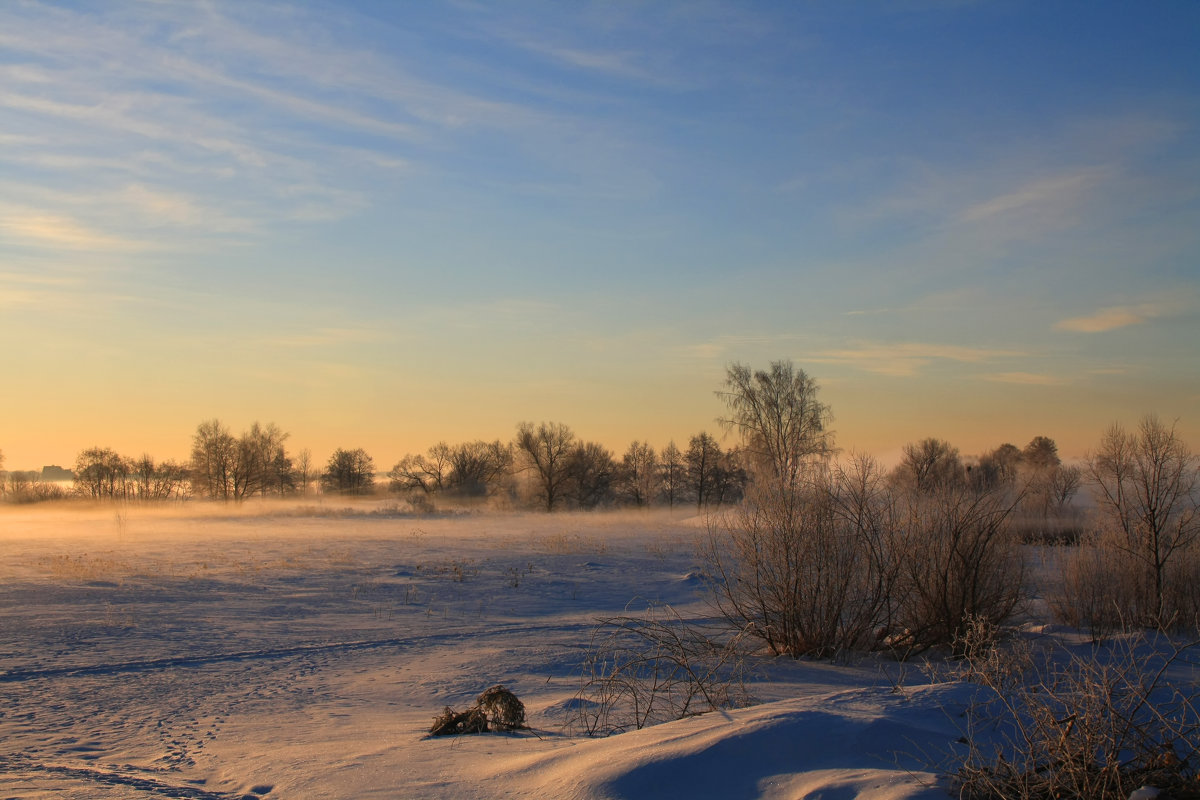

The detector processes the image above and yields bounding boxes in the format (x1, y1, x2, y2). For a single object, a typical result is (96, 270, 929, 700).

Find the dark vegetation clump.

(475, 685, 527, 730)
(429, 685, 526, 736)
(429, 706, 488, 736)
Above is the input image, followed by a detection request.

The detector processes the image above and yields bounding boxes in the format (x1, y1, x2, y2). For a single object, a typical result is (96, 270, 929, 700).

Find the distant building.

(41, 465, 75, 481)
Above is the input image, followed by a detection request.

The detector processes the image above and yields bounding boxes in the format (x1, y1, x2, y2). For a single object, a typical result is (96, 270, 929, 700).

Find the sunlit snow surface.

(1, 503, 958, 799)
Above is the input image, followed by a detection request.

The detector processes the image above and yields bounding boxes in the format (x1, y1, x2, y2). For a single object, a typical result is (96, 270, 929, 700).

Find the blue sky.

(2, 0, 1198, 470)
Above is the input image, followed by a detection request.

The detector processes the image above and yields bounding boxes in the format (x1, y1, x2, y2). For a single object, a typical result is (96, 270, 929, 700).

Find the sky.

(2, 0, 1198, 473)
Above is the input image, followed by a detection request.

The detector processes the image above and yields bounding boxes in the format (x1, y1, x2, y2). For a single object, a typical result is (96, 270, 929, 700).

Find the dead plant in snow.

(475, 685, 526, 731)
(950, 631, 1200, 800)
(571, 604, 752, 736)
(429, 685, 526, 736)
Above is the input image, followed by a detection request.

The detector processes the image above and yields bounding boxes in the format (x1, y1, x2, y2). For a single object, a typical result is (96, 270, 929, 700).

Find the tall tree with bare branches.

(515, 421, 577, 511)
(717, 360, 833, 496)
(1087, 415, 1199, 622)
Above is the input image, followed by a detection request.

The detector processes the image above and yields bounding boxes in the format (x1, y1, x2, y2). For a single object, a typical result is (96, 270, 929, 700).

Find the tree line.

(0, 412, 1095, 516)
(0, 417, 751, 509)
(0, 421, 372, 504)
(392, 424, 747, 512)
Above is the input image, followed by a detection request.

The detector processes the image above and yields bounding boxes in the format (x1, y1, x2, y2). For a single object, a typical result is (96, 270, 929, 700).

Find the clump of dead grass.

(429, 685, 526, 736)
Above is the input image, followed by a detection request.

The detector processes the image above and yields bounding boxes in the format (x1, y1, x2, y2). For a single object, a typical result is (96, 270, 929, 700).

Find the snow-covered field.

(1, 503, 987, 798)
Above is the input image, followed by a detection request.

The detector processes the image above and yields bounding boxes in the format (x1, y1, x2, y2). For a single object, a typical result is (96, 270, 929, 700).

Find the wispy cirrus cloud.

(959, 167, 1110, 225)
(984, 372, 1067, 386)
(0, 269, 84, 309)
(115, 184, 257, 233)
(0, 0, 659, 263)
(811, 341, 1022, 377)
(1055, 307, 1147, 333)
(501, 36, 664, 84)
(1055, 295, 1194, 333)
(261, 327, 388, 349)
(0, 207, 148, 252)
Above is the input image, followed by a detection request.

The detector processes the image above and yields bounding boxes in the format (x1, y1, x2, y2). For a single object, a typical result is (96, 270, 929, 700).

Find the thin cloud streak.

(959, 168, 1109, 224)
(811, 342, 1024, 377)
(1056, 307, 1147, 333)
(984, 372, 1068, 386)
(1055, 296, 1194, 333)
(0, 207, 148, 252)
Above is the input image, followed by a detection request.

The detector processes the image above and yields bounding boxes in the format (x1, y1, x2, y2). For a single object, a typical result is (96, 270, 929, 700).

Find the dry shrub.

(571, 604, 751, 736)
(1049, 533, 1147, 642)
(702, 456, 898, 659)
(704, 459, 1026, 659)
(950, 631, 1200, 800)
(429, 685, 526, 736)
(892, 485, 1025, 657)
(1163, 546, 1200, 633)
(1051, 532, 1200, 641)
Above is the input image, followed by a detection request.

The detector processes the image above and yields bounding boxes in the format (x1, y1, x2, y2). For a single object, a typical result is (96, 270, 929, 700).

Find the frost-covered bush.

(892, 483, 1026, 657)
(704, 457, 1024, 659)
(950, 632, 1200, 800)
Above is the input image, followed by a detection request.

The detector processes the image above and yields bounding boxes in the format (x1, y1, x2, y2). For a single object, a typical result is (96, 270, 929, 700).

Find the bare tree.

(895, 437, 965, 494)
(515, 421, 577, 511)
(389, 443, 453, 494)
(390, 440, 512, 497)
(190, 420, 291, 501)
(446, 440, 512, 496)
(296, 448, 313, 496)
(717, 360, 833, 493)
(618, 441, 659, 507)
(321, 448, 376, 495)
(129, 455, 189, 501)
(267, 444, 296, 496)
(1046, 464, 1082, 512)
(231, 422, 289, 500)
(73, 447, 129, 500)
(1022, 462, 1082, 520)
(5, 470, 32, 500)
(566, 441, 617, 509)
(686, 432, 723, 510)
(1016, 435, 1079, 520)
(1087, 415, 1199, 622)
(710, 447, 749, 507)
(971, 443, 1022, 493)
(659, 441, 685, 508)
(191, 419, 236, 500)
(5, 470, 64, 503)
